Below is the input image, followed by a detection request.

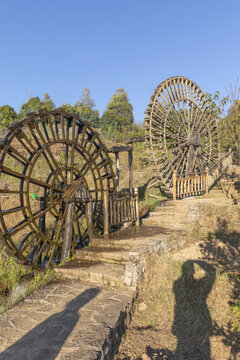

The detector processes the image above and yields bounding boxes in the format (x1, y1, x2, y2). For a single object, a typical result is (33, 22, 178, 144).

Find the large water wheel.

(144, 76, 220, 196)
(0, 109, 115, 269)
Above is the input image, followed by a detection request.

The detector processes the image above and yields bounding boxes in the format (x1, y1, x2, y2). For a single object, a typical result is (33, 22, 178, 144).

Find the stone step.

(154, 207, 176, 214)
(90, 238, 135, 250)
(204, 192, 226, 199)
(55, 260, 126, 288)
(141, 217, 186, 229)
(76, 247, 130, 264)
(148, 212, 187, 219)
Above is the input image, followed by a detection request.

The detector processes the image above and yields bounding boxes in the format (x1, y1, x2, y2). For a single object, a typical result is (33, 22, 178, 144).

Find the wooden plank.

(108, 146, 132, 153)
(126, 136, 145, 144)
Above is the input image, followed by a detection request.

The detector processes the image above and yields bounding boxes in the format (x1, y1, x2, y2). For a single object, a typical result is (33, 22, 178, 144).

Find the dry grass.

(115, 199, 240, 360)
(0, 245, 58, 314)
(115, 251, 239, 360)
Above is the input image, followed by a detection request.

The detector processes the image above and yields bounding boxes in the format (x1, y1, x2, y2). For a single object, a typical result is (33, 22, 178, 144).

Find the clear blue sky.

(0, 0, 239, 123)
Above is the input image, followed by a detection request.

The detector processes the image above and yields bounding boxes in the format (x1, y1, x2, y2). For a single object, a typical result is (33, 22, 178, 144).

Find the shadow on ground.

(143, 260, 216, 360)
(117, 218, 240, 360)
(146, 219, 239, 360)
(0, 287, 101, 360)
(199, 218, 240, 360)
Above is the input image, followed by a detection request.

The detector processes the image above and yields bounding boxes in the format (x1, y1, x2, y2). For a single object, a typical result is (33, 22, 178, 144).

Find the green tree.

(61, 103, 77, 114)
(0, 105, 18, 128)
(74, 88, 100, 127)
(106, 88, 133, 123)
(19, 97, 43, 119)
(219, 100, 240, 151)
(42, 93, 55, 111)
(101, 88, 134, 135)
(205, 91, 230, 151)
(213, 83, 240, 151)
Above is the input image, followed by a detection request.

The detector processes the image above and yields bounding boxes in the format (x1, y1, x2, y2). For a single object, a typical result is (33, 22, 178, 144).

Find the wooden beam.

(62, 182, 93, 262)
(115, 152, 120, 191)
(108, 145, 132, 153)
(61, 202, 75, 262)
(128, 148, 133, 192)
(134, 187, 140, 227)
(126, 136, 145, 144)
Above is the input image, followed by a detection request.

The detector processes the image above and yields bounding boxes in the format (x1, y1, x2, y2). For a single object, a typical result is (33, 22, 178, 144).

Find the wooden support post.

(173, 170, 177, 200)
(128, 147, 133, 193)
(205, 167, 209, 194)
(62, 182, 93, 263)
(115, 152, 120, 191)
(134, 187, 140, 227)
(61, 202, 74, 262)
(86, 199, 94, 240)
(103, 187, 109, 238)
(39, 197, 46, 233)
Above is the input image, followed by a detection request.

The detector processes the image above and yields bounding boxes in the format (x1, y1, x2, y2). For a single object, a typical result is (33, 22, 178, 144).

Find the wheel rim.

(0, 108, 115, 269)
(145, 76, 219, 194)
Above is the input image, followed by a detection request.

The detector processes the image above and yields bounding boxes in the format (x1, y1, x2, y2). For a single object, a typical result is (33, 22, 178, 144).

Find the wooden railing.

(103, 188, 140, 237)
(173, 169, 208, 200)
(207, 151, 233, 189)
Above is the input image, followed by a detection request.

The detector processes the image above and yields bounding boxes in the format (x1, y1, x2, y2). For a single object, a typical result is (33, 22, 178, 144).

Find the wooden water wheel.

(144, 76, 220, 196)
(0, 108, 115, 269)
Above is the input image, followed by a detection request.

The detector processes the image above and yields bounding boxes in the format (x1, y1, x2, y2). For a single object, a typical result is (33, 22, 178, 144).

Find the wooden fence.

(173, 169, 208, 200)
(103, 188, 140, 237)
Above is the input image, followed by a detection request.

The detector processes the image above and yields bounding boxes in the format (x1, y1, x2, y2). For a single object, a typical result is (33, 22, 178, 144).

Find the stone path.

(0, 280, 134, 360)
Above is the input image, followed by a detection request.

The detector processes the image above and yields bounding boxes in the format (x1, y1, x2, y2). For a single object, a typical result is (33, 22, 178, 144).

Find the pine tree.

(101, 88, 134, 133)
(106, 88, 133, 123)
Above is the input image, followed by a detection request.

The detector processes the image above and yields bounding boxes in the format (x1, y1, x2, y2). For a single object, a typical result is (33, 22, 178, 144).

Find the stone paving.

(0, 280, 134, 360)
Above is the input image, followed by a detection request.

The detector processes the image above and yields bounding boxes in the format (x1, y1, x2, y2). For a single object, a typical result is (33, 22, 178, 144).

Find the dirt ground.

(115, 238, 240, 360)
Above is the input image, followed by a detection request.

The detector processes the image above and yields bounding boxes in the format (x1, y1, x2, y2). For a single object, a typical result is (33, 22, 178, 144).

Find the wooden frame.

(103, 187, 140, 238)
(108, 146, 133, 192)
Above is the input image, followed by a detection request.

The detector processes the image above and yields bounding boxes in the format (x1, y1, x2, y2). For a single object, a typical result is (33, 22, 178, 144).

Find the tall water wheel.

(144, 76, 220, 196)
(0, 109, 115, 269)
